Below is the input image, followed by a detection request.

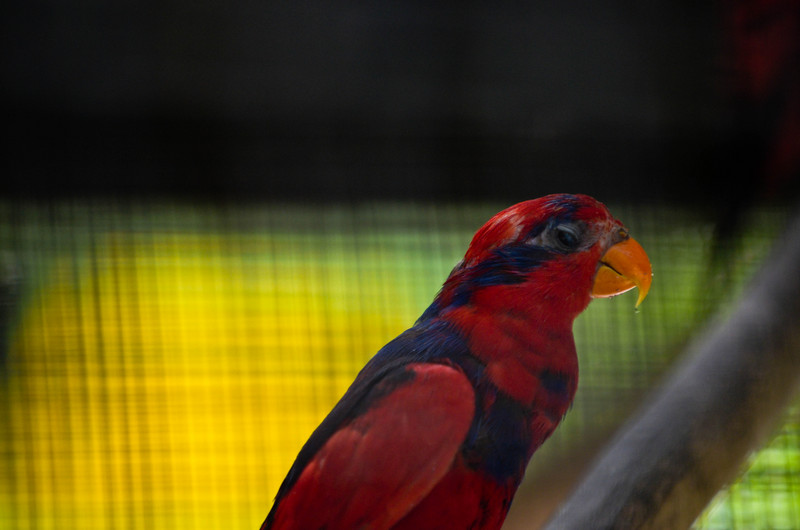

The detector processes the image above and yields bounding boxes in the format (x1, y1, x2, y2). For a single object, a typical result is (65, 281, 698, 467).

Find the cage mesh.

(0, 199, 797, 529)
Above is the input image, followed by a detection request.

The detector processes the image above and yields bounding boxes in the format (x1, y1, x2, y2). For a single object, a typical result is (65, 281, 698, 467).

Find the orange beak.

(591, 236, 652, 307)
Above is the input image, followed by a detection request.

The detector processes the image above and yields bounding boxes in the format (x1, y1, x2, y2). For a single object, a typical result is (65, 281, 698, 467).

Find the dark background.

(4, 2, 797, 206)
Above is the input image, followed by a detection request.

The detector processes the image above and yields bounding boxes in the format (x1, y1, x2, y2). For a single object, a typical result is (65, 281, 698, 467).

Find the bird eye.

(553, 224, 581, 251)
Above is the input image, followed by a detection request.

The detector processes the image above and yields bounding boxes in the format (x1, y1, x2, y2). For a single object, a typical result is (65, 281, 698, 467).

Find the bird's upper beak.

(591, 236, 652, 307)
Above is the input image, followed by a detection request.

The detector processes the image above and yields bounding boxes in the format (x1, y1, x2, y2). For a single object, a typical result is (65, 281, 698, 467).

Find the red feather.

(268, 363, 475, 529)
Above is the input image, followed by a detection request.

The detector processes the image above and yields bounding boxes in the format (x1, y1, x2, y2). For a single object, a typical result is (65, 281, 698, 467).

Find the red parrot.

(262, 194, 652, 530)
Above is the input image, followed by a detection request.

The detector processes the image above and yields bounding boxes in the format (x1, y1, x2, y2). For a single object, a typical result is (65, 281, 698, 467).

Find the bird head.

(434, 194, 652, 324)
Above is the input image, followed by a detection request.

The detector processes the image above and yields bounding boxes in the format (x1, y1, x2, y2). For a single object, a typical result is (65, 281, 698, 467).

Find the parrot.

(261, 193, 652, 530)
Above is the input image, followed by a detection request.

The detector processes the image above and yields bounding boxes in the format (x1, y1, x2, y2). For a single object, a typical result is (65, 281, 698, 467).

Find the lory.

(262, 194, 652, 529)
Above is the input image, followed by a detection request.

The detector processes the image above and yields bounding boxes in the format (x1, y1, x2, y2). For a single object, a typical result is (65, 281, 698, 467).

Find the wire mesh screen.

(1, 200, 798, 529)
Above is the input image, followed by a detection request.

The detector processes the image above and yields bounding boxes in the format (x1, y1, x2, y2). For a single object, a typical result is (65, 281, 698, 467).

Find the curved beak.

(591, 237, 652, 307)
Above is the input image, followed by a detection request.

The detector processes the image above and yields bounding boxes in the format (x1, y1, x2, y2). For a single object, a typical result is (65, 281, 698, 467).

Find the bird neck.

(418, 260, 590, 405)
(439, 294, 579, 407)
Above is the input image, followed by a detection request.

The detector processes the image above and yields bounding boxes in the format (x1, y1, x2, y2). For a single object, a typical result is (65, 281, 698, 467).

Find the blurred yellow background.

(1, 201, 797, 529)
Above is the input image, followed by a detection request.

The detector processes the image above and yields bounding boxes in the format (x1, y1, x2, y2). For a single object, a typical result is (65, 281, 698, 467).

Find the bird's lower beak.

(591, 237, 652, 307)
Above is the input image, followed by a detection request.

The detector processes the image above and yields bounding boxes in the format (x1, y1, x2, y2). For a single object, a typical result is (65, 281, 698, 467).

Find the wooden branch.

(544, 206, 800, 530)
